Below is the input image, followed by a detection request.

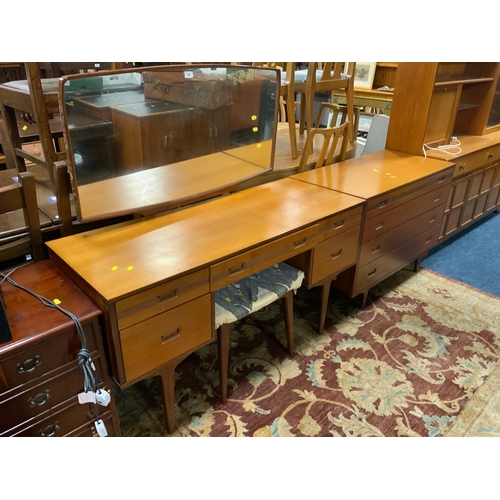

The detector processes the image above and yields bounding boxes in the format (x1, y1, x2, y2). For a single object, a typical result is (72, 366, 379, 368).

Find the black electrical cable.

(0, 269, 99, 394)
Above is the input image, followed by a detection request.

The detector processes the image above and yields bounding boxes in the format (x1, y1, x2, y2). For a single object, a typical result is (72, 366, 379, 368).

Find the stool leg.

(282, 290, 294, 356)
(218, 323, 232, 404)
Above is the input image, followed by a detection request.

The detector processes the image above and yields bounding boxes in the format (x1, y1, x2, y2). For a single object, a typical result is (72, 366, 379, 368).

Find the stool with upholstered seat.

(214, 262, 304, 403)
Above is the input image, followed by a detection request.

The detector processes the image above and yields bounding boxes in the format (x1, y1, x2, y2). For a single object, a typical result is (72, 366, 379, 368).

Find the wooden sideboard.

(45, 151, 453, 433)
(0, 261, 121, 437)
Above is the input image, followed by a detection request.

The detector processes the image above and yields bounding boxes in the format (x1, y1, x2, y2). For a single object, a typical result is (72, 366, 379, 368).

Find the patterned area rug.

(114, 267, 500, 437)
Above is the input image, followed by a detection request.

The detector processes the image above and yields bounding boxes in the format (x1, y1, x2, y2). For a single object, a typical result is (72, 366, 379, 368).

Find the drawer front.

(355, 225, 440, 294)
(0, 321, 99, 397)
(69, 412, 119, 437)
(454, 146, 500, 178)
(362, 185, 449, 243)
(120, 294, 213, 382)
(210, 225, 318, 291)
(316, 206, 363, 242)
(310, 226, 361, 284)
(0, 355, 104, 434)
(366, 168, 453, 218)
(9, 398, 105, 437)
(359, 203, 446, 268)
(116, 268, 210, 330)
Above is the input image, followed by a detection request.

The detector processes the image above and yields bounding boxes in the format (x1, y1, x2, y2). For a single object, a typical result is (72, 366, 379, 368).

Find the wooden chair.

(296, 103, 351, 174)
(296, 63, 357, 145)
(0, 171, 45, 266)
(0, 63, 73, 235)
(214, 262, 304, 403)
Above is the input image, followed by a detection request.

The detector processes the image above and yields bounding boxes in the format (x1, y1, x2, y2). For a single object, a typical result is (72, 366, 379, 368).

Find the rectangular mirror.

(59, 64, 279, 221)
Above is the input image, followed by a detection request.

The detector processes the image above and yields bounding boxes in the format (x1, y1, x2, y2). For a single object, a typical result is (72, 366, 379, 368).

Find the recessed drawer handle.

(434, 195, 441, 203)
(331, 249, 342, 260)
(375, 223, 384, 231)
(459, 164, 465, 170)
(228, 263, 246, 277)
(293, 237, 307, 249)
(488, 152, 495, 159)
(429, 216, 436, 224)
(17, 355, 42, 373)
(333, 219, 345, 230)
(368, 268, 377, 277)
(157, 288, 178, 304)
(371, 245, 380, 254)
(378, 200, 388, 208)
(438, 175, 445, 182)
(28, 389, 51, 408)
(39, 421, 60, 437)
(425, 237, 432, 245)
(161, 328, 181, 344)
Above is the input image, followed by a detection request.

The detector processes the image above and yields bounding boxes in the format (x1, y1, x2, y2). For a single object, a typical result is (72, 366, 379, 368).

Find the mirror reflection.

(61, 65, 279, 221)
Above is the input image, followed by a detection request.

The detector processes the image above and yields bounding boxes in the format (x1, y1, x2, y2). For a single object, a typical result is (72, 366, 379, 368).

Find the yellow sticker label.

(22, 125, 28, 131)
(252, 115, 257, 121)
(111, 266, 118, 271)
(253, 127, 258, 132)
(127, 266, 133, 271)
(53, 299, 61, 305)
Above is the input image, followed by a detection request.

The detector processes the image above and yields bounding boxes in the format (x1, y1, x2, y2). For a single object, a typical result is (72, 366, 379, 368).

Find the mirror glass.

(60, 65, 279, 221)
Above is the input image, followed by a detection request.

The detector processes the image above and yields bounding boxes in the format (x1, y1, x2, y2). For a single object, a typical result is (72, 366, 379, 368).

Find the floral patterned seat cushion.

(214, 262, 304, 329)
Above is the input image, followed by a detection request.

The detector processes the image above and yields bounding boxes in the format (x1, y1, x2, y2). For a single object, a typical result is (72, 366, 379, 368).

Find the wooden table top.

(291, 149, 453, 200)
(75, 151, 270, 220)
(47, 177, 364, 302)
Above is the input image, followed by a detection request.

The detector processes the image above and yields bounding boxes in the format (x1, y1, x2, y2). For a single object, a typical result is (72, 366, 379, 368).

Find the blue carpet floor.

(420, 211, 500, 297)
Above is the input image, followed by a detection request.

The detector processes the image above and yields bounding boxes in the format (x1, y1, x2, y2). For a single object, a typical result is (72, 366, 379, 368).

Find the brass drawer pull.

(333, 219, 345, 230)
(39, 421, 60, 437)
(371, 245, 380, 254)
(17, 355, 42, 374)
(368, 268, 377, 277)
(330, 249, 342, 260)
(161, 328, 181, 344)
(28, 389, 51, 408)
(293, 237, 307, 249)
(157, 288, 178, 304)
(228, 263, 245, 277)
(375, 222, 384, 231)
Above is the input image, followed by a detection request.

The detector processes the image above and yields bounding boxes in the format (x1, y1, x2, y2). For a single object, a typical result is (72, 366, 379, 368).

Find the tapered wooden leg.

(157, 362, 176, 434)
(282, 290, 294, 356)
(318, 282, 331, 334)
(360, 291, 368, 309)
(218, 323, 231, 404)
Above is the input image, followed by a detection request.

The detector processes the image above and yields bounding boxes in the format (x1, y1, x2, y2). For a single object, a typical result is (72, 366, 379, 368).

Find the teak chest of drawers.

(46, 178, 365, 433)
(292, 149, 455, 307)
(0, 261, 121, 437)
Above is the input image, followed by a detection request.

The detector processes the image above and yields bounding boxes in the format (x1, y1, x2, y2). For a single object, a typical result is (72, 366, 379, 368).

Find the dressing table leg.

(157, 362, 176, 434)
(282, 290, 294, 356)
(218, 323, 231, 404)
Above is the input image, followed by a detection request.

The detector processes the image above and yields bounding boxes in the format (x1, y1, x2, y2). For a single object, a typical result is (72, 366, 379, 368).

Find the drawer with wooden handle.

(362, 185, 449, 243)
(120, 293, 213, 382)
(358, 203, 446, 268)
(366, 168, 453, 218)
(0, 321, 99, 398)
(355, 225, 440, 294)
(0, 354, 104, 434)
(453, 146, 500, 179)
(210, 225, 318, 291)
(315, 205, 363, 242)
(115, 268, 210, 330)
(309, 226, 361, 284)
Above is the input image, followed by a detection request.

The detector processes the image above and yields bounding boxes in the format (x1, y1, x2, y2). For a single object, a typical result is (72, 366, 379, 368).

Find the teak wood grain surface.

(46, 177, 364, 302)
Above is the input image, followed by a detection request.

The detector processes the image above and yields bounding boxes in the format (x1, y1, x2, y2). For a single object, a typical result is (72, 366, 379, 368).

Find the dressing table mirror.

(58, 64, 280, 222)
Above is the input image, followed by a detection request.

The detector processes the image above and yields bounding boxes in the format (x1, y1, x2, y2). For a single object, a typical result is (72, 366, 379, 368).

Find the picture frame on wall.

(353, 62, 377, 89)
